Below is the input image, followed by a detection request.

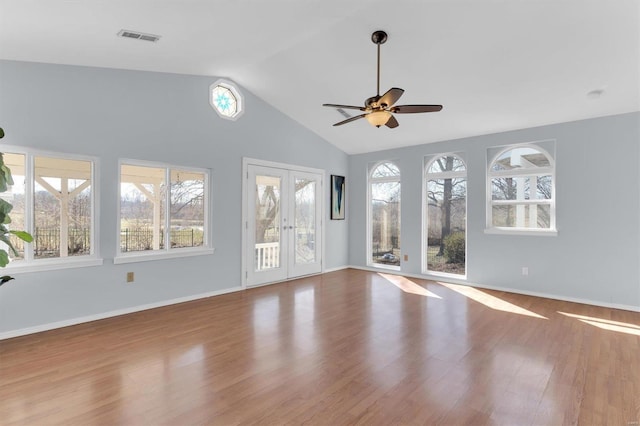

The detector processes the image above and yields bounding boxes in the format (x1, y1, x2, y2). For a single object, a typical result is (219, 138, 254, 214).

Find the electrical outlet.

(404, 254, 409, 262)
(126, 272, 134, 283)
(522, 267, 529, 276)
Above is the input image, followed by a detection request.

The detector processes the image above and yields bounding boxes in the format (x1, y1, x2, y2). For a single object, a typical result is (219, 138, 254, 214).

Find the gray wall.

(0, 60, 349, 335)
(1, 59, 637, 338)
(349, 112, 640, 309)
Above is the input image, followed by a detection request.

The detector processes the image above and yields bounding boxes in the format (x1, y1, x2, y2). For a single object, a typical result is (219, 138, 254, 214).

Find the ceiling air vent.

(117, 29, 161, 43)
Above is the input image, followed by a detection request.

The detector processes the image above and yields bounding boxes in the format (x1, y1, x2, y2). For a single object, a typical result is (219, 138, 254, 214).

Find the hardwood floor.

(1, 269, 639, 425)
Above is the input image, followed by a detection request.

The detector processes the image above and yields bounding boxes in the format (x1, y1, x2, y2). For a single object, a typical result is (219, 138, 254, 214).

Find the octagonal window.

(209, 80, 243, 120)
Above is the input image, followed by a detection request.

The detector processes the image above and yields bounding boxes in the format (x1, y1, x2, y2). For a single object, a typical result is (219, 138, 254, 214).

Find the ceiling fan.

(323, 30, 443, 129)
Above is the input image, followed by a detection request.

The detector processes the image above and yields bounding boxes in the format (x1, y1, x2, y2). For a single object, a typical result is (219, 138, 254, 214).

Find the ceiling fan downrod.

(371, 30, 387, 98)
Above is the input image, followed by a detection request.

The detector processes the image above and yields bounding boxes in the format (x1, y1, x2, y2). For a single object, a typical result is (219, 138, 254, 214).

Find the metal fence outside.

(120, 228, 203, 252)
(34, 228, 91, 258)
(26, 227, 203, 257)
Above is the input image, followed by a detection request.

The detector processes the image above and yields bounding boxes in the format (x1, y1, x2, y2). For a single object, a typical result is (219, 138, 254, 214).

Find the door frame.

(241, 157, 326, 289)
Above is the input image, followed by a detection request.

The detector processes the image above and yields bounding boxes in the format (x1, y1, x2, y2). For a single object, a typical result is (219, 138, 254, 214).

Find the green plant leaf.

(0, 275, 14, 286)
(0, 128, 4, 139)
(1, 164, 14, 186)
(0, 198, 13, 224)
(10, 230, 33, 243)
(0, 198, 12, 214)
(0, 250, 9, 267)
(0, 234, 19, 256)
(0, 275, 14, 285)
(0, 153, 13, 191)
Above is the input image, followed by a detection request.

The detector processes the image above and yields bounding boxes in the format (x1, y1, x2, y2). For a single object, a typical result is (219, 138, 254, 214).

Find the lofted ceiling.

(0, 0, 638, 154)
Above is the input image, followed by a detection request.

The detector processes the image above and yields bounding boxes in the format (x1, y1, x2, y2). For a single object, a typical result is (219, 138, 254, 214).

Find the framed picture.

(331, 175, 345, 220)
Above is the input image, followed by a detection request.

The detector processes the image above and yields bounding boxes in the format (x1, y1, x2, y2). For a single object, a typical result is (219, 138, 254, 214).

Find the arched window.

(209, 79, 244, 120)
(488, 145, 555, 233)
(368, 161, 401, 269)
(424, 154, 466, 276)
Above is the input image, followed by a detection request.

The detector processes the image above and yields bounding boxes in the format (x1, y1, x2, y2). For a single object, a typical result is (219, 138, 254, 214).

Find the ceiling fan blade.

(378, 87, 404, 108)
(385, 115, 399, 128)
(333, 114, 367, 126)
(391, 104, 443, 114)
(323, 103, 366, 111)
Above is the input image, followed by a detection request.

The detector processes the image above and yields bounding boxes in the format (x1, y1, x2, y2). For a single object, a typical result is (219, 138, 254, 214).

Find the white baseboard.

(347, 265, 640, 313)
(470, 283, 640, 313)
(0, 286, 244, 341)
(323, 265, 349, 273)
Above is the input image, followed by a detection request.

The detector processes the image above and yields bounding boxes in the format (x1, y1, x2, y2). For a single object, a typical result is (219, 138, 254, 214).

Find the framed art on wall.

(331, 175, 345, 220)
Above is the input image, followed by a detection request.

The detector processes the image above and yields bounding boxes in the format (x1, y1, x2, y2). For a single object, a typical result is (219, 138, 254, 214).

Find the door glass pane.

(294, 178, 315, 265)
(255, 174, 281, 271)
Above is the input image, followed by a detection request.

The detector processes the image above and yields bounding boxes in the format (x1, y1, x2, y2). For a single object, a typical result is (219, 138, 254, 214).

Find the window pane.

(294, 178, 316, 265)
(536, 175, 552, 199)
(492, 147, 550, 172)
(120, 164, 166, 252)
(1, 153, 26, 261)
(170, 169, 205, 249)
(427, 156, 466, 174)
(34, 157, 92, 259)
(426, 178, 466, 275)
(371, 162, 400, 179)
(492, 175, 552, 201)
(211, 85, 238, 117)
(371, 180, 400, 266)
(491, 177, 528, 200)
(492, 204, 551, 229)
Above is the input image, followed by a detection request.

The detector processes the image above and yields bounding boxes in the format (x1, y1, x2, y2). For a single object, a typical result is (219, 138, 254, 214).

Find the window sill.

(6, 257, 104, 274)
(114, 247, 215, 264)
(484, 227, 557, 237)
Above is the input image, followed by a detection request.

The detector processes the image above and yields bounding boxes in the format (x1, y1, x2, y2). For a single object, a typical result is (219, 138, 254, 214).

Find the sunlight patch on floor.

(378, 273, 442, 298)
(438, 282, 547, 319)
(558, 311, 640, 336)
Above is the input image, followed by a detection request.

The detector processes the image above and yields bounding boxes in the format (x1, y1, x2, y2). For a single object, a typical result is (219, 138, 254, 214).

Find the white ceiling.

(1, 0, 638, 154)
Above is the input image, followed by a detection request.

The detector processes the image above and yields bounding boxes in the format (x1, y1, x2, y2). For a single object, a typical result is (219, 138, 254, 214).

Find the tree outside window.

(425, 155, 466, 276)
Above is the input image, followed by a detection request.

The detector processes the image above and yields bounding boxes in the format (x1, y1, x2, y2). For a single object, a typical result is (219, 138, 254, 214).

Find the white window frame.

(114, 159, 214, 264)
(423, 153, 467, 278)
(486, 142, 557, 236)
(367, 160, 401, 271)
(0, 145, 102, 273)
(209, 79, 244, 121)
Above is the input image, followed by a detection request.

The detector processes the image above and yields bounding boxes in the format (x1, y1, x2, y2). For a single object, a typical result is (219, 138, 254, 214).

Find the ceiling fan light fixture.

(366, 110, 391, 128)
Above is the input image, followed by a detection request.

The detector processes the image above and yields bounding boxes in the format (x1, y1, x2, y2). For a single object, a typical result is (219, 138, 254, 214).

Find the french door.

(244, 161, 323, 287)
